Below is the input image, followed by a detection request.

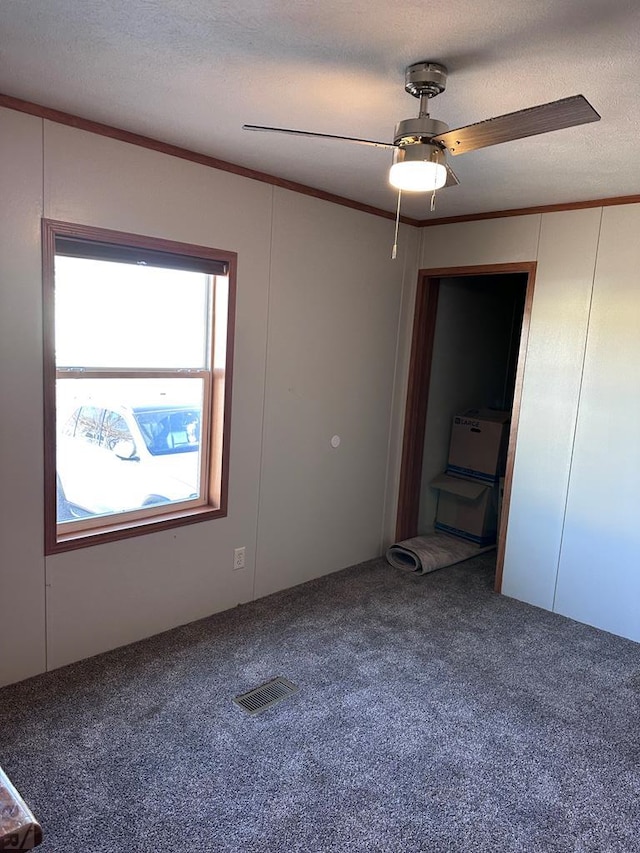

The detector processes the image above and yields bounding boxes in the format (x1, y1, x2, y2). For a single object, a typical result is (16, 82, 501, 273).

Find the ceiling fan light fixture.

(389, 143, 447, 192)
(389, 160, 447, 192)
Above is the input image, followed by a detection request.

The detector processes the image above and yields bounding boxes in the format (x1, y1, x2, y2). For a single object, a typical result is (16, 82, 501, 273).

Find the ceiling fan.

(243, 62, 600, 254)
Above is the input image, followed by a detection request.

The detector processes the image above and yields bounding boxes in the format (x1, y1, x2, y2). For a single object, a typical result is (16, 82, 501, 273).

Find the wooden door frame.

(395, 262, 537, 592)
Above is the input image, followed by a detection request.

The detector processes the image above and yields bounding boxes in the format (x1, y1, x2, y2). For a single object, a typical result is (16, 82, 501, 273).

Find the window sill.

(47, 504, 226, 555)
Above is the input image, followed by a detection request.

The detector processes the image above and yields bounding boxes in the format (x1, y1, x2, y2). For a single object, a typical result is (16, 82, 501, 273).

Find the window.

(42, 220, 236, 553)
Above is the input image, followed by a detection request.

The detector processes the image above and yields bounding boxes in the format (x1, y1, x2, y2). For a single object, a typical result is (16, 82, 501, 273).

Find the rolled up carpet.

(386, 532, 495, 575)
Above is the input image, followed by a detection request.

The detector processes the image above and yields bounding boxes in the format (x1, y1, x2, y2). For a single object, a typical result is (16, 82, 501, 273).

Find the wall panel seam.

(252, 185, 276, 600)
(551, 207, 604, 611)
(41, 116, 50, 673)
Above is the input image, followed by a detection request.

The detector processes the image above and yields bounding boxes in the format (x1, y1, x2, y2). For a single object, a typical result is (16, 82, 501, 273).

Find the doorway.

(396, 263, 536, 591)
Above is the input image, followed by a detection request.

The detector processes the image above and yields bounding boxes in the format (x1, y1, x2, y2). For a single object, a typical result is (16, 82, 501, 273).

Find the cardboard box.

(447, 408, 510, 483)
(430, 472, 498, 546)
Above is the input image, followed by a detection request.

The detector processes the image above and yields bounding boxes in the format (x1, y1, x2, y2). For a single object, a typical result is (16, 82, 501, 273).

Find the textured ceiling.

(1, 0, 639, 219)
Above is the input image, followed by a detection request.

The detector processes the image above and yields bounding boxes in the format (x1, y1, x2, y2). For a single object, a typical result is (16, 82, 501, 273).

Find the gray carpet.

(1, 555, 639, 852)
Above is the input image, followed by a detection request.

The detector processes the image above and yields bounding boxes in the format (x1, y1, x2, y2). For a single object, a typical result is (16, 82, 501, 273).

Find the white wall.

(502, 209, 601, 609)
(0, 107, 418, 684)
(406, 207, 640, 644)
(0, 110, 46, 685)
(255, 189, 417, 597)
(553, 205, 640, 640)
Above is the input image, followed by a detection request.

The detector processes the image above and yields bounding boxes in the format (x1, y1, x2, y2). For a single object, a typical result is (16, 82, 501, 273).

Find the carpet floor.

(1, 555, 639, 852)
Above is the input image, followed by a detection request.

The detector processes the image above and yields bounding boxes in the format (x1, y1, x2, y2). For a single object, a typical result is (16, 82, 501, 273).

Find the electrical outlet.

(233, 546, 246, 571)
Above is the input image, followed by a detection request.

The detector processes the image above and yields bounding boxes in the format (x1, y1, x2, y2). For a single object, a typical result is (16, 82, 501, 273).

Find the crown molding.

(417, 194, 640, 227)
(0, 93, 420, 228)
(4, 93, 638, 231)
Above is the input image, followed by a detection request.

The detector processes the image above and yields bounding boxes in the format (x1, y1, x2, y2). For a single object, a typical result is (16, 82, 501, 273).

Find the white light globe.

(389, 160, 447, 192)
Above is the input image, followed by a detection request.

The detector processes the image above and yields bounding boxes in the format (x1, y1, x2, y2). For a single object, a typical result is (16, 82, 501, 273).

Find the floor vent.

(234, 677, 298, 715)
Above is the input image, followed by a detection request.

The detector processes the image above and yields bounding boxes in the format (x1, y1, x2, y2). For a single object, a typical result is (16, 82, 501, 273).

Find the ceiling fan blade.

(444, 164, 460, 188)
(432, 94, 600, 156)
(242, 125, 396, 150)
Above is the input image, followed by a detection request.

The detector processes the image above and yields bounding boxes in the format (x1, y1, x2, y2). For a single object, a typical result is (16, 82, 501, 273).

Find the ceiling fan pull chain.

(431, 190, 437, 213)
(391, 189, 402, 260)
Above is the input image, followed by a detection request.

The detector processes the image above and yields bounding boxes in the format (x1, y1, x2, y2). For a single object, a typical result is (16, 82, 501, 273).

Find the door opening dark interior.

(396, 263, 536, 592)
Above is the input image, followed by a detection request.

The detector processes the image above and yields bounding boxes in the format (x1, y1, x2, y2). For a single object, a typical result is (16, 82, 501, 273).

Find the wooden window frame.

(42, 219, 237, 555)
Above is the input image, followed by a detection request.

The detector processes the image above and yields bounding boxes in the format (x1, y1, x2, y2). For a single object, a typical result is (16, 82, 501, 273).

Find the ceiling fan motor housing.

(405, 62, 448, 98)
(392, 142, 445, 168)
(394, 116, 448, 146)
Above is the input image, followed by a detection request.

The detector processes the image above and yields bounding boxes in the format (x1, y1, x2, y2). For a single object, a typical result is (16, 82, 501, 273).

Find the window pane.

(54, 256, 212, 368)
(56, 377, 205, 524)
(75, 406, 102, 444)
(101, 411, 134, 448)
